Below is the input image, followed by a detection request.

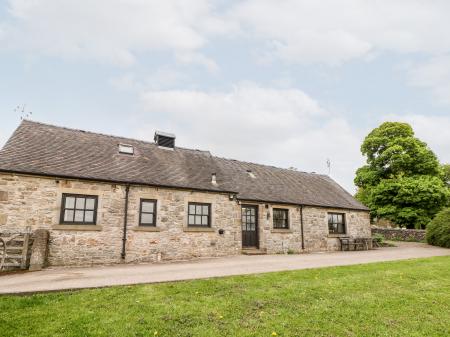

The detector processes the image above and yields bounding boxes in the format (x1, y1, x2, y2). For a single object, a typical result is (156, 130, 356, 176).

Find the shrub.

(426, 208, 450, 248)
(372, 233, 385, 244)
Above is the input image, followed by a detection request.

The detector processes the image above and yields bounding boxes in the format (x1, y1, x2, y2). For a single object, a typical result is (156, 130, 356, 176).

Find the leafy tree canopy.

(355, 122, 449, 229)
(442, 164, 450, 186)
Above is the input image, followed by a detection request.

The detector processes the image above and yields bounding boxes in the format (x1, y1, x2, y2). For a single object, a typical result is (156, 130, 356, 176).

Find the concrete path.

(0, 242, 448, 295)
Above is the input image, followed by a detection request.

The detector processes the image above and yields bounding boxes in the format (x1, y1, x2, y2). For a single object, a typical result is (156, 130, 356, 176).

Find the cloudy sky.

(1, 0, 449, 192)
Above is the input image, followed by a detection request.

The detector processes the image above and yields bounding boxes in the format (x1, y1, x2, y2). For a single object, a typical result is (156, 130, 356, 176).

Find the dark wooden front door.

(241, 205, 258, 248)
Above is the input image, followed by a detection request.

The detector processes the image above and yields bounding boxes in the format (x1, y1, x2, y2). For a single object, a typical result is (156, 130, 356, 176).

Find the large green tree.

(442, 164, 450, 186)
(355, 122, 449, 229)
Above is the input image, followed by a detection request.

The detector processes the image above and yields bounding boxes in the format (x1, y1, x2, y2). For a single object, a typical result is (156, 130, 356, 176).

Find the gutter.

(121, 185, 130, 260)
(237, 197, 369, 212)
(0, 169, 238, 195)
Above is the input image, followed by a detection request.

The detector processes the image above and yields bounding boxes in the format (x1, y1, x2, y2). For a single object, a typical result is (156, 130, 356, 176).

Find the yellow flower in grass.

(154, 331, 158, 336)
(271, 332, 277, 336)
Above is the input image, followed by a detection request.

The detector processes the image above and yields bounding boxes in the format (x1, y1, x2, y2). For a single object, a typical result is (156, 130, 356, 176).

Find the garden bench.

(339, 237, 367, 251)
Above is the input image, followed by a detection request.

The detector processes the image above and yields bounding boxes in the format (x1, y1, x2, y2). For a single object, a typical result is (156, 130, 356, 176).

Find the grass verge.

(1, 256, 449, 337)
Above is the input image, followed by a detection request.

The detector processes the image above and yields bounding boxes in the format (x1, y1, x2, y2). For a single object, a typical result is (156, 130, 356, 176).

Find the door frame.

(241, 204, 259, 249)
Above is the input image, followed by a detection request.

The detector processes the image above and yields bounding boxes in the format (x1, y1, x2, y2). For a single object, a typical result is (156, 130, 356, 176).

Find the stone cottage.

(0, 120, 370, 267)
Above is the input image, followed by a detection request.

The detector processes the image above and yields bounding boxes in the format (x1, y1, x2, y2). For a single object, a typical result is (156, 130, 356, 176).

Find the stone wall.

(302, 207, 371, 251)
(0, 173, 126, 265)
(0, 172, 371, 267)
(371, 226, 426, 242)
(125, 185, 241, 263)
(0, 173, 241, 266)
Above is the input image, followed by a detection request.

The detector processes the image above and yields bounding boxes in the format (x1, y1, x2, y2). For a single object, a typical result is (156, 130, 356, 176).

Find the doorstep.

(241, 248, 267, 255)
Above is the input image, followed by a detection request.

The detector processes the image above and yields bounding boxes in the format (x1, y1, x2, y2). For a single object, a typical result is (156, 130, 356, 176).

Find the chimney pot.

(154, 131, 176, 149)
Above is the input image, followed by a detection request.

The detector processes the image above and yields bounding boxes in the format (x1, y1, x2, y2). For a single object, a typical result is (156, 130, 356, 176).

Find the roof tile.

(0, 120, 368, 211)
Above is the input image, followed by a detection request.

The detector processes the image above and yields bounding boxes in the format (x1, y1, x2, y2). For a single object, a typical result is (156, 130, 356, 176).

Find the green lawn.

(1, 257, 449, 337)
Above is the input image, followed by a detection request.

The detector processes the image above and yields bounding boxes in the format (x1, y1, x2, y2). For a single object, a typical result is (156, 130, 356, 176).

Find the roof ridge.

(213, 155, 320, 176)
(21, 119, 156, 145)
(20, 120, 211, 154)
(22, 120, 322, 175)
(0, 120, 369, 211)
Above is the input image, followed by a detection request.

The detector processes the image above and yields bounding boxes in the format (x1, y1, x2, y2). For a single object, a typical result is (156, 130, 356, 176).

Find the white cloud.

(3, 1, 450, 69)
(175, 52, 219, 73)
(407, 55, 450, 105)
(229, 0, 450, 65)
(139, 83, 365, 191)
(0, 0, 229, 67)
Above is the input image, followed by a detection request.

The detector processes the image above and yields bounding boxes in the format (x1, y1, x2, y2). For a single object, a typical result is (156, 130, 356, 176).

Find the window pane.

(273, 210, 279, 219)
(195, 215, 202, 225)
(203, 205, 209, 215)
(75, 198, 85, 210)
(74, 210, 84, 222)
(202, 216, 208, 225)
(196, 205, 203, 214)
(141, 213, 154, 224)
(84, 211, 94, 223)
(189, 204, 196, 215)
(65, 197, 75, 209)
(64, 210, 74, 222)
(142, 201, 154, 213)
(189, 215, 195, 225)
(85, 198, 95, 210)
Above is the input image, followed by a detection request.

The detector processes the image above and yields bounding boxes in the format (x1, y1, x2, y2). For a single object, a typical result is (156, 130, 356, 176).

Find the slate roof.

(0, 120, 368, 211)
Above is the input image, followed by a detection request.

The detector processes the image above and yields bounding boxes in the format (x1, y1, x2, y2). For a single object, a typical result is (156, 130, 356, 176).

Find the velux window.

(188, 202, 211, 227)
(139, 199, 157, 226)
(60, 194, 98, 225)
(328, 213, 346, 234)
(273, 208, 289, 229)
(118, 144, 134, 155)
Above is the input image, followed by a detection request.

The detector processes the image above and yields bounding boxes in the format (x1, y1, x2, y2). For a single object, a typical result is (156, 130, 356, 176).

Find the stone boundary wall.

(371, 226, 426, 242)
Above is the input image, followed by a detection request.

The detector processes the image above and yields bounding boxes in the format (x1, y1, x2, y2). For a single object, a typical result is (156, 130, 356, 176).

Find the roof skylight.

(118, 144, 134, 155)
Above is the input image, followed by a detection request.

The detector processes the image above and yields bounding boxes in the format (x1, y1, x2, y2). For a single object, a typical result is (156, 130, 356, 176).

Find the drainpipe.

(121, 185, 130, 260)
(300, 205, 305, 250)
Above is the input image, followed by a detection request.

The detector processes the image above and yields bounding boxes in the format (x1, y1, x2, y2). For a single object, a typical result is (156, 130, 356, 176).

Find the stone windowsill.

(271, 229, 293, 233)
(183, 227, 215, 233)
(52, 224, 103, 231)
(132, 226, 161, 232)
(328, 234, 348, 238)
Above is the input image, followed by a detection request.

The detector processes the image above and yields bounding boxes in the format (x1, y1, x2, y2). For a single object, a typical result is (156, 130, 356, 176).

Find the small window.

(328, 213, 346, 234)
(273, 208, 289, 229)
(139, 199, 157, 226)
(188, 202, 211, 227)
(60, 194, 98, 225)
(118, 144, 134, 155)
